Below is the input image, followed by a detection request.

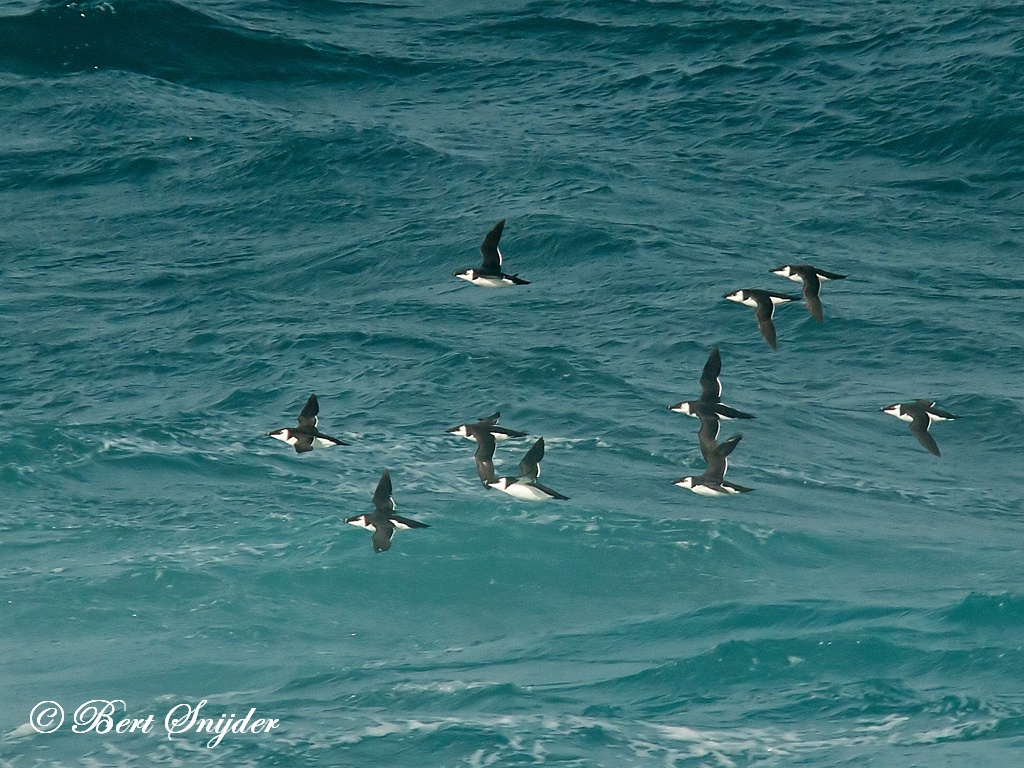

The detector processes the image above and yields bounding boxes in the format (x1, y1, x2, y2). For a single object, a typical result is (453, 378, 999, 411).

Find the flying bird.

(882, 400, 958, 456)
(770, 264, 847, 322)
(668, 346, 755, 421)
(444, 414, 514, 487)
(723, 289, 801, 349)
(268, 394, 348, 453)
(487, 437, 568, 501)
(673, 433, 753, 496)
(454, 219, 530, 287)
(345, 470, 428, 553)
(446, 412, 528, 441)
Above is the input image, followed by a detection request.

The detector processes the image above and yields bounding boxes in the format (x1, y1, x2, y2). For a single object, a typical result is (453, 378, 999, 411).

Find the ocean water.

(1, 0, 1023, 765)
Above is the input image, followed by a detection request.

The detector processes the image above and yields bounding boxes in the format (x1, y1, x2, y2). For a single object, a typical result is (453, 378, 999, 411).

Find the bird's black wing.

(518, 437, 545, 480)
(392, 514, 429, 529)
(371, 522, 394, 553)
(753, 297, 779, 350)
(298, 393, 319, 428)
(474, 431, 497, 485)
(697, 413, 721, 460)
(909, 415, 941, 456)
(372, 470, 394, 511)
(479, 219, 506, 274)
(814, 267, 847, 280)
(705, 434, 742, 481)
(699, 347, 722, 403)
(798, 270, 824, 322)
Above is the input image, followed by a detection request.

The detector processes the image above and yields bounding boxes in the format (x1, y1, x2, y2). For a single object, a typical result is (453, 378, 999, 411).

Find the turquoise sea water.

(2, 1, 1024, 765)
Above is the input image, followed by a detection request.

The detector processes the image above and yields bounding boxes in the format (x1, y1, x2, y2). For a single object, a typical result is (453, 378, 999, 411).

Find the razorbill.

(446, 412, 528, 441)
(770, 264, 847, 322)
(668, 347, 755, 421)
(453, 219, 530, 287)
(882, 400, 958, 456)
(444, 414, 506, 486)
(673, 434, 753, 496)
(487, 437, 568, 501)
(268, 394, 348, 453)
(345, 470, 428, 553)
(723, 289, 801, 349)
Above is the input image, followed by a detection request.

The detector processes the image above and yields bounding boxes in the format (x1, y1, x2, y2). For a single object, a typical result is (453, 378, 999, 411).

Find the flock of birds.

(269, 219, 959, 551)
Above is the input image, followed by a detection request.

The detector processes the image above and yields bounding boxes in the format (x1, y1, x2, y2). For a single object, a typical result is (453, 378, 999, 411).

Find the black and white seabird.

(453, 219, 530, 287)
(668, 347, 756, 422)
(444, 414, 513, 487)
(446, 412, 528, 441)
(882, 400, 958, 456)
(770, 264, 847, 322)
(487, 437, 568, 501)
(673, 434, 753, 496)
(723, 289, 801, 349)
(268, 394, 348, 453)
(345, 469, 428, 553)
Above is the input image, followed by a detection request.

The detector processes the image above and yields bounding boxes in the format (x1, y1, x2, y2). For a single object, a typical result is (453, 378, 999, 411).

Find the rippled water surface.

(1, 0, 1023, 765)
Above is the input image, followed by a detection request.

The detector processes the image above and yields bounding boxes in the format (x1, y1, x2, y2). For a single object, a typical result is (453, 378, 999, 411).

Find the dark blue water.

(2, 0, 1023, 765)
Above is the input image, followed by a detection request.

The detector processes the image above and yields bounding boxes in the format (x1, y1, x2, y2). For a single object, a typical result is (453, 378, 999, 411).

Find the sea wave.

(0, 0, 411, 84)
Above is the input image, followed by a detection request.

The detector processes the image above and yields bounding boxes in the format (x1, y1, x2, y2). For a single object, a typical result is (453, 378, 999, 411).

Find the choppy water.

(2, 0, 1023, 765)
